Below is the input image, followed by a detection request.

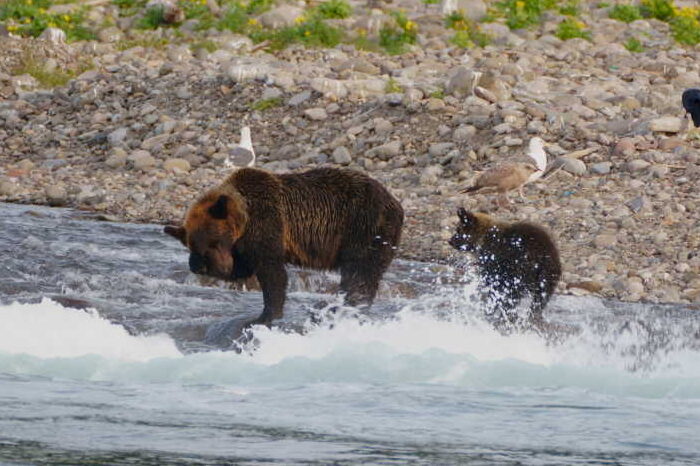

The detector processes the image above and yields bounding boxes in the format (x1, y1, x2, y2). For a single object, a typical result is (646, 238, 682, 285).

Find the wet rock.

(45, 185, 68, 206)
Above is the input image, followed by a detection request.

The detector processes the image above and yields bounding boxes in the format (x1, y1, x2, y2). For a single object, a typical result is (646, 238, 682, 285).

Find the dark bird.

(682, 88, 700, 127)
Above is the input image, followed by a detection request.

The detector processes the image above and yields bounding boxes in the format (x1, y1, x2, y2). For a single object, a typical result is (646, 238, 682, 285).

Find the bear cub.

(449, 208, 561, 325)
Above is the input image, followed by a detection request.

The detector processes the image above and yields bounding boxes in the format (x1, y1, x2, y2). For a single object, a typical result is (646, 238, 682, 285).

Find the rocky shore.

(1, 0, 700, 305)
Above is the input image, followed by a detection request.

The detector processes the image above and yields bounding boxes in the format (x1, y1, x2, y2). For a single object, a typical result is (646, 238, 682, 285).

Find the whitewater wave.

(0, 298, 698, 398)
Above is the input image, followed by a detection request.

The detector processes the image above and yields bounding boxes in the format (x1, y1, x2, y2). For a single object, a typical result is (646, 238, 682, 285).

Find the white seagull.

(526, 137, 547, 183)
(224, 126, 256, 169)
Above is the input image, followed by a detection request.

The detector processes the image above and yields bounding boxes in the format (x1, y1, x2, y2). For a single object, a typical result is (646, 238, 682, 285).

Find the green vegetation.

(558, 0, 579, 16)
(555, 17, 590, 40)
(137, 5, 166, 29)
(379, 11, 418, 55)
(115, 36, 170, 50)
(316, 0, 352, 20)
(4, 0, 700, 55)
(624, 36, 644, 52)
(670, 15, 700, 45)
(250, 96, 282, 111)
(639, 0, 674, 21)
(430, 88, 445, 99)
(190, 39, 217, 52)
(609, 4, 642, 22)
(445, 11, 491, 48)
(495, 0, 557, 29)
(385, 78, 402, 94)
(0, 0, 95, 41)
(11, 47, 92, 87)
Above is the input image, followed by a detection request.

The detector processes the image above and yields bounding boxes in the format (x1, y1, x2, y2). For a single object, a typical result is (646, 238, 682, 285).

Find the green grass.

(495, 0, 557, 29)
(430, 88, 445, 99)
(445, 11, 491, 47)
(12, 48, 92, 88)
(671, 15, 700, 45)
(0, 0, 96, 41)
(116, 36, 170, 50)
(190, 39, 217, 52)
(558, 0, 579, 16)
(137, 5, 166, 29)
(640, 0, 674, 21)
(555, 17, 590, 40)
(624, 36, 644, 52)
(385, 78, 403, 93)
(379, 10, 417, 55)
(316, 0, 352, 20)
(609, 4, 642, 22)
(250, 96, 282, 111)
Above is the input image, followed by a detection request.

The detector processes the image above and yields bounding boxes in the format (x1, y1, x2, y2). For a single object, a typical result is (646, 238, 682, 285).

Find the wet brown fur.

(449, 208, 561, 324)
(165, 167, 404, 326)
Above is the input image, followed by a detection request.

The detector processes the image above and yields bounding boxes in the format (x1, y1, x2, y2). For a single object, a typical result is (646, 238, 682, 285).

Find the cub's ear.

(457, 208, 474, 225)
(208, 194, 228, 220)
(164, 225, 187, 245)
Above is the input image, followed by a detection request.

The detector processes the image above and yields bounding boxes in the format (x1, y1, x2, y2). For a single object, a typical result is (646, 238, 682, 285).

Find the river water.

(0, 202, 698, 465)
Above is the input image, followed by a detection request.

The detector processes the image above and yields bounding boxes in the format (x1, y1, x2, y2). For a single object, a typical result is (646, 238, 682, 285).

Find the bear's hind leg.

(339, 248, 393, 308)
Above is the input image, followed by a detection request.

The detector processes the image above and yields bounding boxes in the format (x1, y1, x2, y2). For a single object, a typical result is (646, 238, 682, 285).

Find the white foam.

(0, 299, 698, 398)
(0, 298, 180, 361)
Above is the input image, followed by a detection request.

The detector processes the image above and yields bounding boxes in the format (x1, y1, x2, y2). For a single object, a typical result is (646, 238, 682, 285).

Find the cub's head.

(449, 208, 498, 252)
(164, 192, 247, 279)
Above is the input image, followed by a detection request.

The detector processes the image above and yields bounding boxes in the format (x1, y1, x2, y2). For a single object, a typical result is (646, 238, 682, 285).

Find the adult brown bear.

(449, 208, 561, 325)
(164, 167, 404, 326)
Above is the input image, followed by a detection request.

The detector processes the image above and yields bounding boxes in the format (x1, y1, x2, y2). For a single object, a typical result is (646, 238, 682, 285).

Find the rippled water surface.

(0, 203, 698, 465)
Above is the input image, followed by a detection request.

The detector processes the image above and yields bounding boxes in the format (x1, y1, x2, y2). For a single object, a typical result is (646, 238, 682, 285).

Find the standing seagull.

(224, 126, 256, 169)
(460, 137, 546, 207)
(682, 88, 700, 128)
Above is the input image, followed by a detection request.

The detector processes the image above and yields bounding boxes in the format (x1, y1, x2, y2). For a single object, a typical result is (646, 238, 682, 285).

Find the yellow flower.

(304, 29, 311, 36)
(405, 20, 416, 31)
(26, 0, 32, 5)
(63, 14, 71, 22)
(247, 18, 258, 26)
(7, 25, 19, 32)
(24, 17, 31, 23)
(356, 27, 366, 37)
(38, 8, 46, 13)
(294, 15, 305, 24)
(515, 1, 525, 9)
(48, 22, 56, 27)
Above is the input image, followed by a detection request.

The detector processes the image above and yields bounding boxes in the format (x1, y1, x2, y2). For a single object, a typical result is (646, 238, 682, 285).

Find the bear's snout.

(189, 252, 207, 274)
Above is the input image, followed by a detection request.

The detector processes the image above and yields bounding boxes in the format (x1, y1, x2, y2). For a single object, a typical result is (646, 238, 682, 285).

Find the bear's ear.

(164, 225, 187, 245)
(208, 195, 229, 220)
(457, 208, 474, 225)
